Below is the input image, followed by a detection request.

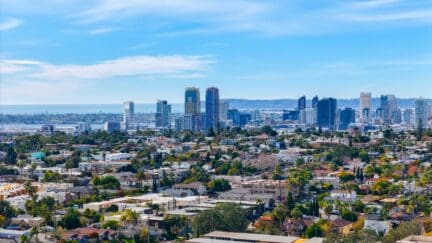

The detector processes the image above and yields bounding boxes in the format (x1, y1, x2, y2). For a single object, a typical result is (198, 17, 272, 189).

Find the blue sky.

(1, 0, 431, 104)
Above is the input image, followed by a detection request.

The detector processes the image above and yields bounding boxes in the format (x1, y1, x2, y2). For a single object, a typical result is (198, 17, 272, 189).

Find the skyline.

(1, 0, 432, 104)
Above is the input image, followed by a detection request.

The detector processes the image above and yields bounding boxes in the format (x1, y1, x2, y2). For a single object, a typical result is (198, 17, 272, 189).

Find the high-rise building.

(393, 109, 402, 124)
(123, 101, 134, 130)
(228, 109, 241, 126)
(174, 117, 184, 132)
(205, 87, 220, 131)
(282, 110, 299, 121)
(77, 122, 91, 134)
(380, 95, 397, 124)
(41, 124, 55, 135)
(155, 100, 171, 128)
(312, 96, 319, 109)
(239, 113, 252, 126)
(219, 101, 229, 121)
(339, 108, 356, 130)
(185, 87, 200, 114)
(415, 98, 430, 129)
(251, 110, 261, 121)
(403, 108, 414, 128)
(298, 96, 306, 111)
(360, 92, 372, 123)
(227, 109, 250, 126)
(317, 98, 337, 130)
(104, 121, 121, 133)
(184, 87, 201, 131)
(304, 107, 317, 125)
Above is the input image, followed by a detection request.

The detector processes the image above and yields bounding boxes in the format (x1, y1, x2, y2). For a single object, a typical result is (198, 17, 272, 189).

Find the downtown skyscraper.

(380, 95, 397, 125)
(317, 98, 337, 130)
(155, 100, 171, 128)
(415, 98, 430, 129)
(205, 87, 220, 131)
(123, 101, 134, 130)
(298, 96, 306, 111)
(184, 87, 201, 132)
(360, 92, 372, 123)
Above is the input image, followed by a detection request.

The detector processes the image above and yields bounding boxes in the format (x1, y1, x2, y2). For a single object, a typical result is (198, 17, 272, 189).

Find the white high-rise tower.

(360, 92, 372, 123)
(123, 101, 134, 130)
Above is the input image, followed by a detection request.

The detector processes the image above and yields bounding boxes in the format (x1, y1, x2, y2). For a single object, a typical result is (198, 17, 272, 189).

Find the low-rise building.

(240, 179, 288, 200)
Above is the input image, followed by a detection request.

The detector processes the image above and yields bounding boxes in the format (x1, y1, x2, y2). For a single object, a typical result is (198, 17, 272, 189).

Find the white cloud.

(0, 55, 214, 103)
(1, 55, 213, 78)
(339, 9, 432, 22)
(2, 0, 432, 36)
(88, 28, 112, 35)
(32, 55, 213, 80)
(0, 59, 42, 74)
(74, 0, 269, 24)
(0, 17, 22, 31)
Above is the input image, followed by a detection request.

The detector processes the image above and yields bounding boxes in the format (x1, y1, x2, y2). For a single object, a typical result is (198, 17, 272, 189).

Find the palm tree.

(17, 160, 26, 174)
(121, 209, 139, 241)
(147, 202, 161, 215)
(322, 201, 333, 220)
(121, 209, 139, 228)
(136, 171, 146, 189)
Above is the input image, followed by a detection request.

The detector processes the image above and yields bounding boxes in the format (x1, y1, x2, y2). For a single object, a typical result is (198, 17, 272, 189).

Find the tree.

(371, 180, 392, 195)
(272, 164, 282, 180)
(341, 209, 358, 222)
(305, 223, 324, 238)
(291, 206, 303, 219)
(0, 200, 17, 220)
(42, 170, 62, 182)
(121, 209, 139, 228)
(29, 227, 39, 242)
(139, 226, 153, 243)
(103, 220, 120, 230)
(0, 215, 6, 227)
(339, 172, 355, 183)
(24, 180, 36, 198)
(359, 150, 370, 163)
(193, 208, 224, 236)
(5, 146, 17, 164)
(261, 126, 277, 136)
(207, 178, 231, 193)
(271, 204, 288, 231)
(59, 209, 81, 230)
(19, 235, 29, 243)
(192, 203, 248, 236)
(322, 202, 333, 219)
(92, 175, 120, 189)
(286, 192, 295, 212)
(164, 215, 187, 240)
(295, 158, 305, 167)
(147, 202, 161, 215)
(382, 222, 421, 243)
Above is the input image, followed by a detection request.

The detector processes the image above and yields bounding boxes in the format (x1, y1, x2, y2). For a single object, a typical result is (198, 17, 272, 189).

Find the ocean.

(0, 104, 184, 115)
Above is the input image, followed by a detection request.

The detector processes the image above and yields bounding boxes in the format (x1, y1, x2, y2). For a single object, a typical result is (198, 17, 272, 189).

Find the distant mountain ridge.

(223, 98, 430, 110)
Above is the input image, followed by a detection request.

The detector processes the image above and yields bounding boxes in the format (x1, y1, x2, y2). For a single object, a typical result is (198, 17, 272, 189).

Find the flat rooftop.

(204, 231, 299, 243)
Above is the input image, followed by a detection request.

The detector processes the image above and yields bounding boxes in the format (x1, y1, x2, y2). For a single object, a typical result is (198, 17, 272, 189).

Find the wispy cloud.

(73, 0, 269, 24)
(2, 0, 432, 36)
(88, 28, 112, 35)
(0, 17, 22, 31)
(1, 55, 214, 79)
(1, 55, 215, 103)
(339, 9, 432, 22)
